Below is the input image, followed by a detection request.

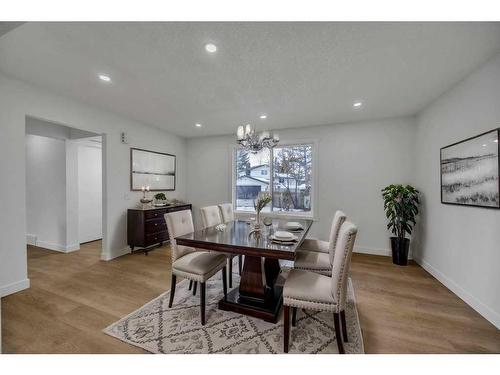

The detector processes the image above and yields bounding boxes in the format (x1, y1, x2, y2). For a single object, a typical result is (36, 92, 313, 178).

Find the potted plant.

(381, 184, 420, 266)
(154, 192, 168, 206)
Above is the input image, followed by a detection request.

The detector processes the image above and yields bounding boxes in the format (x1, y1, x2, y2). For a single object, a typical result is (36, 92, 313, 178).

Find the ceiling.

(1, 22, 499, 138)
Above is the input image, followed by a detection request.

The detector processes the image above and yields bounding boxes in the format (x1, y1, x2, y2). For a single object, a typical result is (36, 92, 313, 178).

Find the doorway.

(25, 116, 104, 256)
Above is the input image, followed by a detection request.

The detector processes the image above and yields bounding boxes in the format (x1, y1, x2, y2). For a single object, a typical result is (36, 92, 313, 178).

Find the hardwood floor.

(1, 242, 499, 353)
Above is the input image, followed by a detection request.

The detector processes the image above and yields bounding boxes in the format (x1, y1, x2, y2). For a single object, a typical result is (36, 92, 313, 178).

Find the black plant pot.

(390, 237, 410, 266)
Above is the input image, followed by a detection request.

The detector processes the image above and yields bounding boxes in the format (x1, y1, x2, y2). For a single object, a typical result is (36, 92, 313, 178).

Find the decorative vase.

(254, 210, 261, 231)
(390, 237, 410, 266)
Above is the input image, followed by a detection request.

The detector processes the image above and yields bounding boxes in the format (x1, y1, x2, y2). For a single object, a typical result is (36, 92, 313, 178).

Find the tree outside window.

(234, 144, 312, 215)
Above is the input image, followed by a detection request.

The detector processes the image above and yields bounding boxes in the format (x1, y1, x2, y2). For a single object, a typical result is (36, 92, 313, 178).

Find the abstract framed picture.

(440, 128, 499, 209)
(130, 148, 176, 191)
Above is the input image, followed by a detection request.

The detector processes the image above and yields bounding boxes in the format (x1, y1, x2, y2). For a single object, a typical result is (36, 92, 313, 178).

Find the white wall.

(0, 72, 186, 297)
(78, 141, 102, 243)
(186, 117, 416, 255)
(414, 52, 500, 328)
(25, 135, 68, 251)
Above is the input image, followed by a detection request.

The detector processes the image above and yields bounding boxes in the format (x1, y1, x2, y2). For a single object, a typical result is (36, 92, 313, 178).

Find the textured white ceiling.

(1, 22, 499, 138)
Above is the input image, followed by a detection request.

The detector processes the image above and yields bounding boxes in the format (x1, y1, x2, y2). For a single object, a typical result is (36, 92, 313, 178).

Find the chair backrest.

(218, 203, 234, 223)
(200, 205, 223, 229)
(330, 221, 357, 312)
(164, 210, 196, 262)
(328, 210, 347, 264)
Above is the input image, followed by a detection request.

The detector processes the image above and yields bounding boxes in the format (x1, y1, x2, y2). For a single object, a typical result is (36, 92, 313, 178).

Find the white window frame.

(231, 139, 318, 220)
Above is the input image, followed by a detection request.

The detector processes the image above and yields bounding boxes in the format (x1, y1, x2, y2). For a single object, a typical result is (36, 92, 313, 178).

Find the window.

(234, 143, 313, 216)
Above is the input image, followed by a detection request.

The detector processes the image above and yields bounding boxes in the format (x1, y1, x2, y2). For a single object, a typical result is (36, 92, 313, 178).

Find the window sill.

(235, 210, 316, 221)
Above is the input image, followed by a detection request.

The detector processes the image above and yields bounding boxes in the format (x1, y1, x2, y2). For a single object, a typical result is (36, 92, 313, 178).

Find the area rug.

(104, 269, 364, 354)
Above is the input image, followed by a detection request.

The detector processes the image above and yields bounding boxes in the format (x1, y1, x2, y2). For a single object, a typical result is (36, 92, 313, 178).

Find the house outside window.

(233, 143, 313, 216)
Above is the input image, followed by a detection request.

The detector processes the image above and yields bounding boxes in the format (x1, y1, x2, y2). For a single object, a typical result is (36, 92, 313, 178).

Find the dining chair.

(165, 209, 227, 326)
(200, 205, 242, 288)
(218, 203, 244, 276)
(283, 221, 358, 354)
(293, 210, 347, 276)
(218, 203, 235, 223)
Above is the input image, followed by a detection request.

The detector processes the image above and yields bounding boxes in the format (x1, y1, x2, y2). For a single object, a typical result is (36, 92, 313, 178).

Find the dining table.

(175, 218, 313, 323)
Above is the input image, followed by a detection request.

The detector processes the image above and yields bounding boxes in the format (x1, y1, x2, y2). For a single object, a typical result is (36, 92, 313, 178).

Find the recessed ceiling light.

(494, 139, 498, 143)
(205, 43, 217, 53)
(195, 123, 202, 128)
(98, 74, 111, 82)
(482, 144, 487, 147)
(353, 101, 363, 108)
(260, 114, 267, 119)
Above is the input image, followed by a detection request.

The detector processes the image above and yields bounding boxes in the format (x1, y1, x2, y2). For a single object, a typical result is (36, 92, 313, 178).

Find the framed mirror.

(130, 148, 176, 191)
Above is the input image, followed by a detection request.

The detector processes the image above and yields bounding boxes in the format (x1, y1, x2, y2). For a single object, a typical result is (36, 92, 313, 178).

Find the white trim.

(0, 278, 30, 297)
(354, 246, 392, 257)
(414, 256, 500, 329)
(26, 234, 37, 246)
(101, 246, 131, 261)
(35, 240, 67, 253)
(235, 210, 316, 221)
(33, 240, 80, 253)
(354, 246, 415, 260)
(66, 243, 80, 253)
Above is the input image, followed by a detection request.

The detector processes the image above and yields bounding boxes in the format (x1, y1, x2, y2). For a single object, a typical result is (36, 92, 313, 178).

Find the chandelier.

(236, 124, 279, 153)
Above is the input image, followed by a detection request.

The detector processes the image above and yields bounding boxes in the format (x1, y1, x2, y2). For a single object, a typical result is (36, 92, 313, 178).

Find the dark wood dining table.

(175, 218, 313, 323)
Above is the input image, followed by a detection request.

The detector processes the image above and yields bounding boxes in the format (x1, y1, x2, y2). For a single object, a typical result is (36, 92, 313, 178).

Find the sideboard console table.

(127, 203, 192, 255)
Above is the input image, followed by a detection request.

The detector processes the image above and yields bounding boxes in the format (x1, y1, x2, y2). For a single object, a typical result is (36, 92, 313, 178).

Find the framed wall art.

(130, 148, 176, 191)
(440, 128, 499, 209)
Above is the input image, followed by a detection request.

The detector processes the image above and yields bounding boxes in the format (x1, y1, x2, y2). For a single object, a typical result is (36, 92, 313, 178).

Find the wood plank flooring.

(1, 242, 499, 353)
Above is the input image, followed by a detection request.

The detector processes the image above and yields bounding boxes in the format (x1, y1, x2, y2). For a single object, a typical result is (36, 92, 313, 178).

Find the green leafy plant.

(381, 184, 420, 240)
(154, 193, 167, 201)
(254, 191, 272, 214)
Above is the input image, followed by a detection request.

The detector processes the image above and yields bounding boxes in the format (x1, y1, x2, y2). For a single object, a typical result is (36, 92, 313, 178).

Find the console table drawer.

(145, 218, 166, 233)
(145, 231, 168, 245)
(145, 209, 167, 220)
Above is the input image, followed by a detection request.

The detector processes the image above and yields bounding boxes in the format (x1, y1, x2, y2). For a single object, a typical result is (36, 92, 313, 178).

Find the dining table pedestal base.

(218, 285, 283, 323)
(218, 255, 283, 323)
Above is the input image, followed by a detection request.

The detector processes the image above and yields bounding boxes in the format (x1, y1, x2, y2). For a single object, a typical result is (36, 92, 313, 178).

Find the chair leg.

(168, 274, 177, 308)
(333, 312, 345, 354)
(238, 254, 243, 275)
(292, 307, 297, 327)
(284, 305, 290, 353)
(340, 310, 348, 342)
(193, 281, 197, 296)
(228, 258, 233, 288)
(222, 266, 227, 300)
(188, 280, 193, 291)
(200, 282, 206, 325)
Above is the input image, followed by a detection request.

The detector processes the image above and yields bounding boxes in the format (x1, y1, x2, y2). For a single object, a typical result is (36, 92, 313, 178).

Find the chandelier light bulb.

(237, 125, 245, 140)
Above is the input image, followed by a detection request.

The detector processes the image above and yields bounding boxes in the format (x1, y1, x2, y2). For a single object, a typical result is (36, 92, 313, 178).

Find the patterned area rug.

(104, 270, 364, 354)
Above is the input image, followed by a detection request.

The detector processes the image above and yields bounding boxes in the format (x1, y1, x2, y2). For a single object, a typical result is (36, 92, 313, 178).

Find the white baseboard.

(414, 256, 500, 329)
(354, 246, 391, 257)
(35, 240, 67, 252)
(101, 246, 131, 261)
(0, 278, 30, 297)
(65, 243, 80, 253)
(354, 245, 415, 260)
(29, 238, 80, 253)
(26, 234, 37, 246)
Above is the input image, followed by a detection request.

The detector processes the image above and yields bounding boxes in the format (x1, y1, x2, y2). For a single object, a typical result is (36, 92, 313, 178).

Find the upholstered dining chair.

(218, 203, 235, 223)
(293, 210, 347, 276)
(283, 221, 358, 354)
(165, 209, 227, 326)
(218, 203, 243, 277)
(200, 205, 242, 288)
